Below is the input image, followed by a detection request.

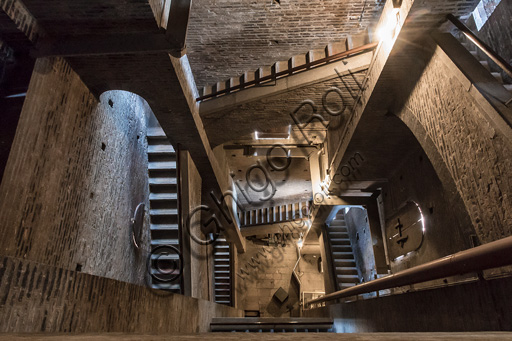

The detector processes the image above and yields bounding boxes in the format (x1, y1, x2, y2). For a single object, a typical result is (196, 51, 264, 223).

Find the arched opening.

(330, 106, 477, 290)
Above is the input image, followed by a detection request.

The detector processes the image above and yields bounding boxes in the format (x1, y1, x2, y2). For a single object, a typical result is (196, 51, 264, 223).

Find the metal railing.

(305, 235, 512, 308)
(447, 14, 512, 79)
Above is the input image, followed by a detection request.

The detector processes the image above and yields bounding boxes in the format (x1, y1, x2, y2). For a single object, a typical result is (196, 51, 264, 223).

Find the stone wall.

(0, 255, 242, 333)
(0, 57, 151, 285)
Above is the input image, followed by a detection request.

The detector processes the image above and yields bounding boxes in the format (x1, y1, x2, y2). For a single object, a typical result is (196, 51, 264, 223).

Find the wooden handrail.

(306, 235, 512, 307)
(447, 14, 512, 78)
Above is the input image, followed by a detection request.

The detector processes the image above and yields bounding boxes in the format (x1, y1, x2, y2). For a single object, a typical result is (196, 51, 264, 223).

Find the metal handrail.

(447, 14, 512, 78)
(305, 235, 512, 307)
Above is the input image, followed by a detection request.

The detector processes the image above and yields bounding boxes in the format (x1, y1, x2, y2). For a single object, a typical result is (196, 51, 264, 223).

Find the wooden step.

(337, 274, 360, 283)
(491, 72, 503, 83)
(479, 60, 490, 71)
(333, 251, 355, 259)
(150, 239, 180, 246)
(150, 193, 178, 201)
(148, 144, 175, 154)
(335, 267, 358, 275)
(334, 259, 357, 267)
(331, 245, 353, 252)
(150, 209, 178, 216)
(149, 177, 177, 185)
(330, 220, 346, 226)
(148, 161, 177, 170)
(330, 236, 350, 243)
(147, 127, 167, 138)
(150, 223, 179, 231)
(215, 263, 230, 269)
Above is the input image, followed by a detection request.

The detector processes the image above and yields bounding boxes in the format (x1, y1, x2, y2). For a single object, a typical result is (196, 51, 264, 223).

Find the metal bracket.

(131, 203, 145, 249)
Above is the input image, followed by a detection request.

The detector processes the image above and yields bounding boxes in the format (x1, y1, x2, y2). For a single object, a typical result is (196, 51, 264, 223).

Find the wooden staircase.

(458, 34, 512, 96)
(147, 126, 181, 293)
(213, 235, 233, 306)
(326, 210, 360, 290)
(238, 201, 311, 228)
(198, 31, 371, 102)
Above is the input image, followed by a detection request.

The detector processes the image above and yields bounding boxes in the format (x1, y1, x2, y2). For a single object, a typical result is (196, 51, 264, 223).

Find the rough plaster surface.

(0, 57, 151, 285)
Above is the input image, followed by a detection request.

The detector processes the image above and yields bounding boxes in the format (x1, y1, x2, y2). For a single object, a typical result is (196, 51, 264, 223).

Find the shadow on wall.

(0, 56, 156, 287)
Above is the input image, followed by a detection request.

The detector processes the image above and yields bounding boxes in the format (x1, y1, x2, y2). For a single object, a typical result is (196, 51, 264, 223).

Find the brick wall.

(186, 0, 383, 87)
(396, 40, 512, 244)
(0, 255, 241, 333)
(0, 57, 152, 285)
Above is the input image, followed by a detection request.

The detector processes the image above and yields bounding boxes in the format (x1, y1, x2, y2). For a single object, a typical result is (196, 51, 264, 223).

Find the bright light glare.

(377, 8, 400, 43)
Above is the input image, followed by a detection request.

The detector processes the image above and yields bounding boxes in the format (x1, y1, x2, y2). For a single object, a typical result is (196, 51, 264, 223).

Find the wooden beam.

(166, 0, 192, 57)
(31, 33, 179, 57)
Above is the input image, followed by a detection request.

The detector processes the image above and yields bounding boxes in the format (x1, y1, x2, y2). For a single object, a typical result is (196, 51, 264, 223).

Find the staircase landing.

(211, 317, 333, 333)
